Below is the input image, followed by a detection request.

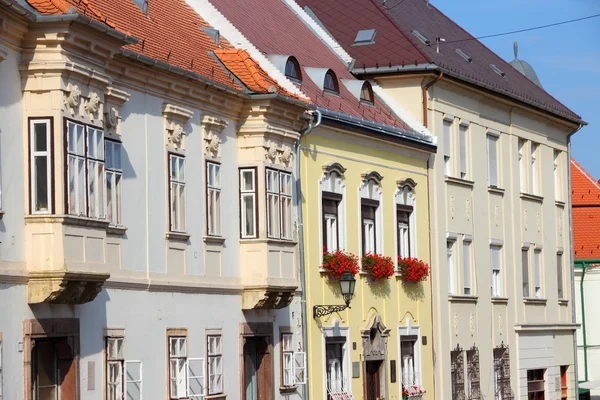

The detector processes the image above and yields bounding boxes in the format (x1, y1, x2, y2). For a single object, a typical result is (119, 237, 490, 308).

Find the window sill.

(25, 214, 110, 229)
(445, 176, 475, 188)
(204, 235, 226, 244)
(166, 232, 191, 242)
(491, 297, 509, 304)
(559, 299, 569, 306)
(520, 192, 544, 203)
(488, 186, 505, 195)
(107, 225, 128, 236)
(448, 295, 478, 303)
(280, 386, 297, 394)
(240, 238, 297, 246)
(555, 200, 566, 207)
(205, 394, 227, 400)
(524, 298, 547, 305)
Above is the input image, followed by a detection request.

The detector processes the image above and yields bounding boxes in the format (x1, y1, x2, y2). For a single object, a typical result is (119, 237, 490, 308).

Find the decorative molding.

(85, 92, 101, 120)
(465, 198, 472, 221)
(520, 192, 544, 204)
(488, 186, 505, 195)
(450, 196, 455, 219)
(453, 313, 459, 336)
(361, 171, 384, 185)
(263, 140, 294, 168)
(163, 103, 194, 121)
(322, 162, 347, 177)
(64, 83, 81, 115)
(28, 271, 110, 304)
(202, 115, 228, 158)
(524, 210, 528, 231)
(163, 103, 193, 151)
(397, 178, 417, 191)
(166, 231, 191, 242)
(536, 212, 541, 232)
(514, 323, 579, 332)
(469, 313, 475, 337)
(242, 287, 295, 310)
(445, 176, 475, 188)
(360, 313, 390, 361)
(104, 86, 130, 135)
(494, 205, 499, 226)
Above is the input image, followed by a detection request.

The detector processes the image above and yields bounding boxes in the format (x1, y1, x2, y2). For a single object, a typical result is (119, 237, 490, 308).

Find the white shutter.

(125, 360, 143, 400)
(188, 358, 205, 399)
(293, 352, 307, 385)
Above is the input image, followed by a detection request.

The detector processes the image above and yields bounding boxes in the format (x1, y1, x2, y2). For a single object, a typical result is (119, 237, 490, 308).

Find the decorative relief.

(263, 141, 293, 168)
(454, 313, 459, 336)
(86, 92, 100, 114)
(536, 212, 541, 232)
(202, 115, 228, 159)
(558, 214, 563, 237)
(64, 83, 81, 115)
(524, 210, 528, 231)
(104, 86, 130, 136)
(163, 103, 193, 152)
(360, 314, 390, 362)
(168, 124, 185, 148)
(466, 198, 472, 221)
(105, 107, 118, 129)
(469, 313, 475, 337)
(450, 196, 455, 219)
(498, 314, 503, 336)
(280, 146, 293, 164)
(494, 205, 499, 226)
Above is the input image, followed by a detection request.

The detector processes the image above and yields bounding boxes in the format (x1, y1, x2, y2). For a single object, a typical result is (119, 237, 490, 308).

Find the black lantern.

(313, 270, 357, 318)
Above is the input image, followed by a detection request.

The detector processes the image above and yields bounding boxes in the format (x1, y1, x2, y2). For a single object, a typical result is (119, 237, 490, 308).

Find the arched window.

(324, 69, 339, 94)
(360, 81, 374, 105)
(285, 57, 302, 82)
(396, 179, 417, 259)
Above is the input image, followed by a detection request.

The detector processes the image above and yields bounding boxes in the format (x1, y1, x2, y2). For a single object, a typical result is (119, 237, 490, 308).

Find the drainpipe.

(579, 262, 589, 382)
(422, 72, 443, 127)
(296, 109, 321, 400)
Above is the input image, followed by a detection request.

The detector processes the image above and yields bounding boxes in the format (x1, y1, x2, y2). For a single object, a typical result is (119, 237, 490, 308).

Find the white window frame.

(106, 337, 125, 400)
(557, 252, 564, 299)
(522, 247, 530, 298)
(266, 169, 293, 240)
(320, 169, 346, 258)
(534, 248, 542, 298)
(240, 168, 257, 238)
(30, 119, 53, 214)
(87, 126, 105, 219)
(67, 120, 87, 216)
(443, 118, 453, 176)
(206, 161, 222, 236)
(169, 154, 186, 233)
(207, 335, 223, 395)
(459, 122, 468, 179)
(398, 322, 422, 390)
(125, 360, 143, 400)
(280, 171, 293, 240)
(395, 185, 416, 261)
(187, 358, 205, 399)
(554, 150, 561, 201)
(324, 213, 338, 253)
(282, 333, 294, 387)
(169, 337, 188, 399)
(359, 177, 383, 257)
(530, 142, 539, 195)
(462, 237, 472, 296)
(105, 140, 123, 226)
(363, 217, 376, 254)
(518, 139, 526, 193)
(490, 244, 503, 298)
(293, 351, 307, 385)
(487, 131, 500, 187)
(322, 322, 351, 398)
(447, 239, 456, 295)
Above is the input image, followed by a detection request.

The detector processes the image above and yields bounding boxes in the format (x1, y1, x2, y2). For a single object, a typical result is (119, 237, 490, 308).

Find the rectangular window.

(466, 349, 481, 400)
(443, 119, 453, 176)
(67, 121, 86, 215)
(169, 336, 187, 399)
(322, 192, 342, 253)
(240, 168, 257, 238)
(527, 369, 545, 400)
(557, 253, 564, 299)
(169, 154, 186, 232)
(448, 240, 456, 295)
(560, 366, 568, 400)
(491, 246, 503, 297)
(462, 240, 472, 295)
(522, 248, 530, 298)
(534, 249, 542, 298)
(106, 337, 124, 400)
(206, 162, 222, 236)
(207, 335, 223, 395)
(30, 119, 53, 214)
(87, 127, 105, 219)
(361, 200, 378, 255)
(518, 139, 526, 192)
(326, 337, 345, 394)
(554, 150, 561, 201)
(493, 346, 511, 400)
(282, 333, 294, 387)
(459, 124, 468, 179)
(105, 141, 123, 225)
(487, 134, 499, 187)
(397, 205, 413, 258)
(531, 143, 539, 195)
(400, 335, 417, 386)
(266, 169, 293, 239)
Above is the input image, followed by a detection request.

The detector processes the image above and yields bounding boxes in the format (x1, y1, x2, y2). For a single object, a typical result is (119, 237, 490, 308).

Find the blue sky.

(433, 0, 600, 178)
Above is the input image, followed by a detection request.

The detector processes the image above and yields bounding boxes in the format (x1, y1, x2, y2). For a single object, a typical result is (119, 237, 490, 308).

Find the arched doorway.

(361, 312, 390, 400)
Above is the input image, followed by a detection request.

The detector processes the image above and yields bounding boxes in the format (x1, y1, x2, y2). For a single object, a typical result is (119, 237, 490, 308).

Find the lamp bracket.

(313, 304, 349, 319)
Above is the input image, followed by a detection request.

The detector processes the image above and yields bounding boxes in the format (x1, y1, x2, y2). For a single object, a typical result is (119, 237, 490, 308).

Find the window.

(451, 350, 465, 400)
(206, 162, 221, 236)
(285, 57, 302, 82)
(87, 127, 105, 219)
(266, 169, 293, 240)
(487, 134, 499, 187)
(443, 119, 453, 176)
(30, 119, 53, 214)
(448, 240, 456, 295)
(522, 248, 530, 297)
(169, 154, 186, 232)
(326, 337, 346, 395)
(323, 192, 342, 252)
(459, 124, 468, 179)
(169, 337, 187, 399)
(527, 369, 545, 400)
(361, 199, 378, 255)
(560, 366, 568, 400)
(533, 249, 542, 298)
(400, 335, 417, 386)
(491, 246, 502, 297)
(462, 240, 472, 295)
(493, 346, 511, 400)
(240, 168, 257, 238)
(360, 81, 374, 105)
(125, 360, 143, 400)
(397, 205, 413, 258)
(554, 150, 561, 201)
(557, 253, 564, 299)
(105, 141, 123, 225)
(466, 349, 481, 400)
(530, 143, 539, 195)
(207, 335, 223, 395)
(282, 334, 294, 387)
(324, 69, 339, 94)
(66, 121, 86, 216)
(106, 337, 124, 400)
(518, 139, 525, 192)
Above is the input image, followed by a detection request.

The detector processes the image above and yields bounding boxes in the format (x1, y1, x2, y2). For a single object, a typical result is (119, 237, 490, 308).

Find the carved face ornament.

(68, 85, 81, 108)
(105, 107, 118, 129)
(87, 92, 100, 113)
(171, 124, 184, 146)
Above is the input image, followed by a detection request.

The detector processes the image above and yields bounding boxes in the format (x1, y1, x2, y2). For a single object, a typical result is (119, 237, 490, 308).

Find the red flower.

(322, 248, 359, 280)
(361, 252, 395, 281)
(397, 256, 430, 284)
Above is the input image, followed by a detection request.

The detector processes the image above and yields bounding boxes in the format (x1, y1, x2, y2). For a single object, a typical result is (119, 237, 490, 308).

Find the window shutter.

(125, 360, 143, 400)
(187, 358, 205, 399)
(293, 352, 307, 385)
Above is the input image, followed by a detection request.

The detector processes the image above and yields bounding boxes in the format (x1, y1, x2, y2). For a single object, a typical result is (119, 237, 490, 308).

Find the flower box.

(397, 257, 430, 284)
(361, 252, 395, 281)
(402, 384, 426, 400)
(322, 249, 359, 280)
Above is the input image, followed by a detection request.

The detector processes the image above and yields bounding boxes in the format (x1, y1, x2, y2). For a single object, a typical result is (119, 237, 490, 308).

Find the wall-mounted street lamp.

(313, 271, 357, 318)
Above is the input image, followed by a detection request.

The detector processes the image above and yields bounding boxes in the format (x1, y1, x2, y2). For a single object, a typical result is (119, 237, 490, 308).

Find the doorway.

(365, 360, 382, 400)
(243, 336, 272, 400)
(31, 338, 76, 400)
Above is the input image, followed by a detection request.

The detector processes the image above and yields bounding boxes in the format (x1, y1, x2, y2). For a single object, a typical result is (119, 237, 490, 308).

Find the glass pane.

(215, 191, 221, 234)
(35, 156, 49, 212)
(69, 157, 76, 214)
(115, 143, 122, 170)
(214, 164, 221, 188)
(171, 156, 177, 181)
(88, 161, 96, 217)
(179, 185, 186, 232)
(242, 170, 254, 191)
(78, 159, 85, 214)
(97, 130, 104, 160)
(115, 174, 122, 225)
(106, 141, 113, 168)
(179, 158, 185, 182)
(243, 195, 255, 237)
(76, 124, 84, 155)
(171, 183, 177, 231)
(107, 339, 116, 360)
(68, 122, 75, 152)
(34, 123, 48, 152)
(107, 172, 114, 223)
(88, 129, 95, 157)
(38, 387, 57, 400)
(98, 163, 105, 218)
(37, 342, 56, 387)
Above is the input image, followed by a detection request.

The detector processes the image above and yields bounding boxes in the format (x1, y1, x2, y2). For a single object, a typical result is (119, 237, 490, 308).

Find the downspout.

(579, 262, 588, 382)
(296, 109, 321, 400)
(422, 72, 443, 127)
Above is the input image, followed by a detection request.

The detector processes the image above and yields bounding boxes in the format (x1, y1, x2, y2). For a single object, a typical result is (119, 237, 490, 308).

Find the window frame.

(466, 348, 481, 400)
(447, 239, 456, 295)
(323, 69, 339, 94)
(285, 56, 302, 83)
(86, 126, 106, 219)
(560, 365, 568, 400)
(207, 335, 223, 395)
(325, 336, 347, 395)
(206, 161, 222, 237)
(518, 139, 526, 193)
(322, 192, 342, 253)
(281, 333, 294, 388)
(533, 248, 542, 298)
(29, 117, 54, 215)
(168, 335, 188, 399)
(361, 199, 379, 256)
(360, 81, 374, 105)
(400, 335, 418, 387)
(462, 238, 472, 296)
(105, 139, 123, 226)
(106, 336, 125, 400)
(522, 247, 530, 298)
(397, 205, 413, 258)
(443, 118, 453, 176)
(530, 142, 539, 195)
(168, 153, 186, 233)
(487, 132, 499, 187)
(554, 150, 561, 201)
(490, 245, 503, 298)
(527, 369, 545, 400)
(265, 168, 293, 240)
(239, 167, 258, 239)
(458, 123, 469, 179)
(557, 252, 564, 299)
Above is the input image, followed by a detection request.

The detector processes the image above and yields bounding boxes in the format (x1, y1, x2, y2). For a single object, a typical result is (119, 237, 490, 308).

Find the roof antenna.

(513, 41, 519, 60)
(426, 0, 430, 8)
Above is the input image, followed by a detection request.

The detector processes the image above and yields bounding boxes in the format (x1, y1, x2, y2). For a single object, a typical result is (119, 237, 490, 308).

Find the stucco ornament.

(524, 210, 528, 230)
(466, 198, 472, 221)
(202, 116, 228, 158)
(453, 313, 459, 336)
(450, 196, 455, 219)
(280, 146, 293, 164)
(105, 107, 118, 129)
(536, 212, 541, 232)
(266, 142, 278, 162)
(499, 314, 503, 336)
(494, 205, 499, 226)
(469, 313, 475, 337)
(67, 84, 81, 108)
(558, 214, 563, 237)
(86, 92, 100, 114)
(169, 124, 184, 147)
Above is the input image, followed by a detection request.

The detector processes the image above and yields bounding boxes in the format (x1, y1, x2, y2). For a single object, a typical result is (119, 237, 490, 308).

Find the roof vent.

(456, 49, 472, 63)
(489, 64, 505, 77)
(201, 27, 220, 47)
(353, 29, 377, 46)
(412, 30, 430, 46)
(132, 0, 148, 13)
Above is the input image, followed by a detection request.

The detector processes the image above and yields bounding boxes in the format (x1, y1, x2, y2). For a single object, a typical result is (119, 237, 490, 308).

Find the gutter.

(422, 72, 443, 127)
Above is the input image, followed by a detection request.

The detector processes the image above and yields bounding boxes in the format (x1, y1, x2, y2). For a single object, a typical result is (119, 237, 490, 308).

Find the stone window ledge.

(448, 295, 478, 303)
(107, 225, 128, 236)
(520, 192, 544, 203)
(445, 176, 475, 188)
(205, 394, 227, 400)
(166, 231, 191, 242)
(204, 235, 226, 245)
(488, 186, 505, 195)
(280, 386, 297, 394)
(555, 200, 566, 207)
(25, 214, 110, 229)
(491, 297, 509, 304)
(558, 299, 569, 306)
(524, 298, 547, 305)
(240, 238, 297, 246)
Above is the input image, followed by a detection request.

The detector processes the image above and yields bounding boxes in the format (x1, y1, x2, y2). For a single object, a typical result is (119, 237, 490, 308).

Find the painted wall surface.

(575, 265, 600, 397)
(377, 77, 577, 399)
(301, 125, 434, 400)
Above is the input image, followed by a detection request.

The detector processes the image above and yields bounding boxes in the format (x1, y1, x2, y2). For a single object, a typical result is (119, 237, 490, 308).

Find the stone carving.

(168, 124, 184, 148)
(202, 116, 228, 158)
(361, 313, 390, 362)
(469, 313, 475, 337)
(280, 146, 292, 164)
(67, 84, 81, 108)
(86, 92, 100, 114)
(104, 86, 131, 135)
(454, 313, 459, 336)
(499, 314, 503, 336)
(450, 196, 455, 219)
(163, 103, 193, 151)
(558, 214, 563, 237)
(105, 107, 118, 129)
(524, 210, 528, 230)
(536, 212, 541, 232)
(494, 205, 499, 226)
(266, 142, 278, 161)
(466, 198, 472, 221)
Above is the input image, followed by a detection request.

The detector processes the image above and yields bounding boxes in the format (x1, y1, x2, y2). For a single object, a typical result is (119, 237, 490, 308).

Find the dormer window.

(324, 69, 339, 94)
(285, 56, 302, 83)
(132, 0, 149, 13)
(360, 81, 374, 105)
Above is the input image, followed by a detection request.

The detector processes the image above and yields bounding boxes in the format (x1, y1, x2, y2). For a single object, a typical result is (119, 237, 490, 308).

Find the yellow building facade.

(301, 122, 436, 400)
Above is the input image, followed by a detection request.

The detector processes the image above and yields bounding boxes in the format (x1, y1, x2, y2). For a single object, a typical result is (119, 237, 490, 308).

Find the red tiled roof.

(208, 0, 411, 131)
(571, 158, 600, 260)
(297, 0, 582, 124)
(25, 0, 297, 97)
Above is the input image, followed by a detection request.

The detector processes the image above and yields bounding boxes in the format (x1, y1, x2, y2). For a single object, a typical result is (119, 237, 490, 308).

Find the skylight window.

(353, 29, 377, 46)
(285, 56, 302, 82)
(490, 64, 506, 77)
(412, 30, 430, 45)
(323, 69, 339, 94)
(456, 48, 472, 63)
(360, 81, 374, 105)
(132, 0, 148, 13)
